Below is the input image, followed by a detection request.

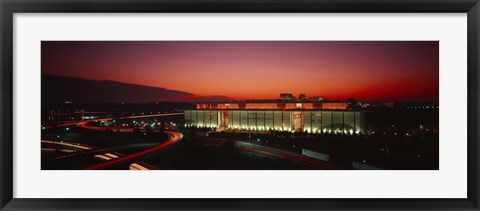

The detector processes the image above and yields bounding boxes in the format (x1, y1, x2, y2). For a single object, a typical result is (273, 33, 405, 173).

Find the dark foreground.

(41, 121, 438, 170)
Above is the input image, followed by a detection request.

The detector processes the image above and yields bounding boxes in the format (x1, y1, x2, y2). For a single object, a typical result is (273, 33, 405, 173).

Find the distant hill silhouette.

(188, 95, 231, 102)
(42, 75, 193, 105)
(42, 75, 233, 104)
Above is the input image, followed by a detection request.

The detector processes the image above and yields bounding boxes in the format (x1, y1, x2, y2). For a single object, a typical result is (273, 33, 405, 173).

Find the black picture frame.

(1, 0, 479, 210)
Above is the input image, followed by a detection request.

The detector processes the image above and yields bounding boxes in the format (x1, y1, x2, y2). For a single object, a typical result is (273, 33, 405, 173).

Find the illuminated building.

(184, 101, 367, 135)
(280, 93, 295, 101)
(310, 96, 324, 101)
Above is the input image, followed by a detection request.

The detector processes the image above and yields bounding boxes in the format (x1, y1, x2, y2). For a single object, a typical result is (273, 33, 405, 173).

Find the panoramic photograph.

(41, 41, 439, 170)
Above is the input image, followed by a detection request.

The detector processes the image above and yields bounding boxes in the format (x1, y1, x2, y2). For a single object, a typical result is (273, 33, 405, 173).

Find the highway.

(235, 141, 339, 169)
(51, 142, 159, 160)
(193, 136, 340, 169)
(42, 112, 336, 170)
(44, 112, 184, 128)
(41, 140, 93, 150)
(84, 131, 182, 170)
(42, 113, 184, 170)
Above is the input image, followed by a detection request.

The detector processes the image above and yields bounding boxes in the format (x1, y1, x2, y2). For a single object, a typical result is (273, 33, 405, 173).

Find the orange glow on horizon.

(42, 41, 439, 102)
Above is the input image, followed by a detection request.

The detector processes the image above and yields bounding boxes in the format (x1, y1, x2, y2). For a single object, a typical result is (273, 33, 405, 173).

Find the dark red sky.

(41, 41, 439, 101)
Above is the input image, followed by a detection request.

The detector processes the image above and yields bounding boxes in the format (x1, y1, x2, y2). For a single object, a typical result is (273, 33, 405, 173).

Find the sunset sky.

(41, 41, 439, 102)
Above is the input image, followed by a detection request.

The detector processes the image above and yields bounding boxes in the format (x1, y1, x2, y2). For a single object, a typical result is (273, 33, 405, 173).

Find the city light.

(41, 41, 439, 171)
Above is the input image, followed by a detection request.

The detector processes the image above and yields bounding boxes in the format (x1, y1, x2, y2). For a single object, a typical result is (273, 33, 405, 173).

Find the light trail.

(104, 153, 119, 158)
(235, 141, 339, 169)
(193, 137, 340, 169)
(41, 148, 76, 153)
(52, 143, 159, 160)
(43, 113, 184, 129)
(94, 153, 120, 161)
(41, 140, 93, 150)
(79, 112, 184, 123)
(121, 113, 183, 119)
(94, 154, 113, 161)
(130, 163, 150, 170)
(84, 131, 182, 170)
(45, 112, 183, 134)
(77, 124, 134, 132)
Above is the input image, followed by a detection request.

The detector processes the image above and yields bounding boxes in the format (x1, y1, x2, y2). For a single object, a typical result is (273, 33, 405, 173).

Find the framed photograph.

(1, 0, 479, 210)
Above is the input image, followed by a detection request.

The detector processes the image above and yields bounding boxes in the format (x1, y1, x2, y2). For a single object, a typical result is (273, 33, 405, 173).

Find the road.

(41, 140, 93, 150)
(51, 142, 159, 160)
(84, 131, 183, 170)
(193, 136, 341, 169)
(43, 112, 335, 170)
(235, 141, 340, 169)
(44, 112, 184, 128)
(42, 113, 184, 170)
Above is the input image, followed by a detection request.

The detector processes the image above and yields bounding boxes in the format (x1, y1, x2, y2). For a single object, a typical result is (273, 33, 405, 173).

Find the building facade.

(185, 102, 367, 135)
